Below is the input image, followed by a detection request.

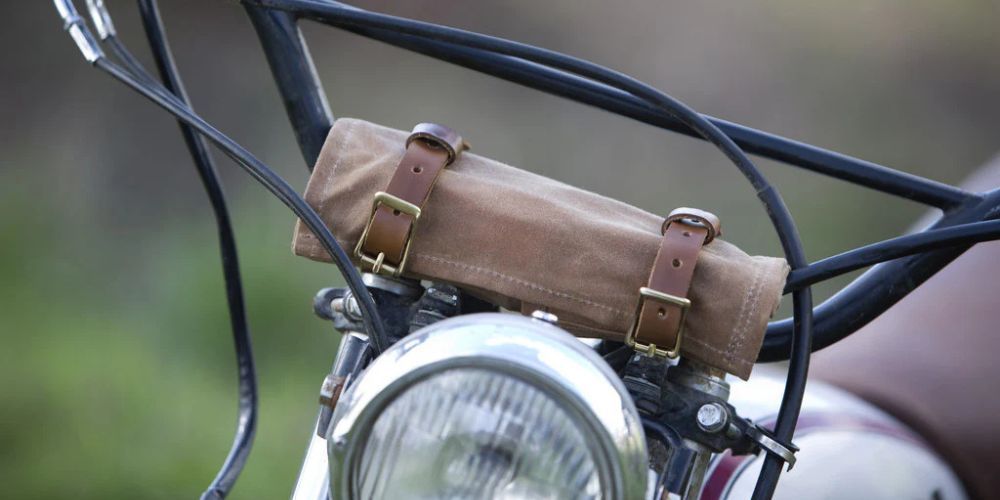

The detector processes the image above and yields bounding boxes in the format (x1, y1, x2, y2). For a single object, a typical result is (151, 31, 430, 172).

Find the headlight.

(326, 313, 647, 499)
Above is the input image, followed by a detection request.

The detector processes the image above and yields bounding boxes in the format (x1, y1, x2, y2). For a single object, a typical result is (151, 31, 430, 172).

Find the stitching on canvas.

(728, 263, 764, 364)
(415, 253, 629, 317)
(320, 120, 352, 214)
(686, 336, 751, 371)
(303, 121, 352, 259)
(722, 265, 754, 363)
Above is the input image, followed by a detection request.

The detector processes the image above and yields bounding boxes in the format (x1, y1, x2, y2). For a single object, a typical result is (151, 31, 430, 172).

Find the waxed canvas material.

(292, 118, 789, 378)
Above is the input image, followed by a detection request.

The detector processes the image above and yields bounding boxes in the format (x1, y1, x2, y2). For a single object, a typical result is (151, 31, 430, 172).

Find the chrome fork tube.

(291, 332, 371, 500)
(292, 433, 331, 500)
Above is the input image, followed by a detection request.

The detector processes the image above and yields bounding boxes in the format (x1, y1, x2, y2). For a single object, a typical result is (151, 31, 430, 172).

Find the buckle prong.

(354, 191, 422, 276)
(626, 286, 691, 358)
(370, 252, 386, 275)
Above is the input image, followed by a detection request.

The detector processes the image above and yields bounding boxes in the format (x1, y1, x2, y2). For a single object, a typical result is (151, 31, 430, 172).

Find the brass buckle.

(353, 191, 421, 276)
(625, 286, 691, 358)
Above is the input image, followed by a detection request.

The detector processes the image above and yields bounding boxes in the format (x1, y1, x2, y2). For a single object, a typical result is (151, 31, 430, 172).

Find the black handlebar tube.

(760, 187, 1000, 360)
(785, 218, 1000, 291)
(244, 6, 333, 168)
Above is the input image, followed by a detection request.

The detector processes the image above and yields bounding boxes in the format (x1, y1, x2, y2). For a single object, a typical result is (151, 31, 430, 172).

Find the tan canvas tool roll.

(292, 118, 789, 379)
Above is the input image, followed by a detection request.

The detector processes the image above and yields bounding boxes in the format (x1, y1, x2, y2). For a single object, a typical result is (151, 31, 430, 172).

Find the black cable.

(786, 219, 1000, 291)
(86, 3, 260, 497)
(246, 2, 813, 495)
(641, 417, 685, 453)
(65, 3, 391, 361)
(56, 3, 392, 355)
(87, 58, 390, 354)
(125, 2, 255, 498)
(641, 418, 688, 496)
(104, 36, 151, 81)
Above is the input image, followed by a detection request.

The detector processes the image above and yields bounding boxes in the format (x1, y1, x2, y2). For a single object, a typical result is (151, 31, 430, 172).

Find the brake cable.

(80, 1, 259, 497)
(59, 1, 390, 498)
(124, 2, 259, 497)
(107, 2, 262, 497)
(57, 1, 390, 349)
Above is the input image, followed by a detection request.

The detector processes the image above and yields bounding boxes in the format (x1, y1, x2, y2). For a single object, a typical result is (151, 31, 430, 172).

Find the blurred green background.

(2, 1, 998, 498)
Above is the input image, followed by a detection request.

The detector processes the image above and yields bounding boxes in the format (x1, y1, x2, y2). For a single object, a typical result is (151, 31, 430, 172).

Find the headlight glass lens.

(353, 367, 602, 500)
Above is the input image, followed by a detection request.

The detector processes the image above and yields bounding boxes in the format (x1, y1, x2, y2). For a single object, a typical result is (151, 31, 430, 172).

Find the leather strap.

(355, 123, 467, 275)
(629, 207, 721, 357)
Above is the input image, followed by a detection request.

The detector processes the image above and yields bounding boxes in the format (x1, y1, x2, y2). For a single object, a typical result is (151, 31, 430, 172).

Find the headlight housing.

(326, 313, 648, 499)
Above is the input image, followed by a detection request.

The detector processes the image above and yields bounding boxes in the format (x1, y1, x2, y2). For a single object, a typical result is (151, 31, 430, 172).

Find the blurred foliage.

(1, 0, 998, 498)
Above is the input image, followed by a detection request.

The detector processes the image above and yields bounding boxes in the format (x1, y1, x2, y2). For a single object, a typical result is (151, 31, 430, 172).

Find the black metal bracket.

(655, 378, 759, 455)
(313, 280, 499, 341)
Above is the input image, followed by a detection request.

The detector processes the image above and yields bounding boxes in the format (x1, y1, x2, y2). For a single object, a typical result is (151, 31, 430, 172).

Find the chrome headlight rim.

(338, 359, 621, 498)
(326, 313, 648, 500)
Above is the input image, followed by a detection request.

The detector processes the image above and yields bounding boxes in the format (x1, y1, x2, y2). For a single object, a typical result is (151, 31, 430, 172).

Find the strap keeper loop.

(662, 207, 722, 244)
(407, 123, 469, 165)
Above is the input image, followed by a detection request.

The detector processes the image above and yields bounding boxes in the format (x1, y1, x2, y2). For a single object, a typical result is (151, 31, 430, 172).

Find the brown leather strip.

(358, 123, 466, 273)
(633, 208, 721, 355)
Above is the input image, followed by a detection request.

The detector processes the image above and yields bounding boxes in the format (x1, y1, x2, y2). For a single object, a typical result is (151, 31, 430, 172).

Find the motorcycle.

(52, 1, 999, 498)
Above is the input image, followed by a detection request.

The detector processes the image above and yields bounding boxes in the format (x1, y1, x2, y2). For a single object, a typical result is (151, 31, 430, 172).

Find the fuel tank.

(703, 366, 967, 499)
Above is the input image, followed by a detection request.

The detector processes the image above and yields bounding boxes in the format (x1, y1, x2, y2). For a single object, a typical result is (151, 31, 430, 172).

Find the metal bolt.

(331, 292, 363, 321)
(530, 309, 559, 325)
(696, 402, 728, 433)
